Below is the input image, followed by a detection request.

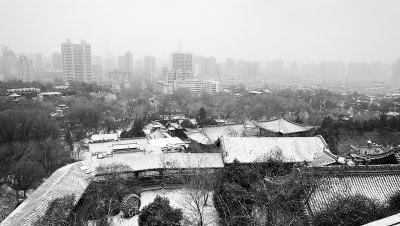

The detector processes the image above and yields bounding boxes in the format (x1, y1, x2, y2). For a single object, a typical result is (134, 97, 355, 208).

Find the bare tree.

(213, 155, 322, 226)
(82, 163, 139, 226)
(171, 157, 220, 226)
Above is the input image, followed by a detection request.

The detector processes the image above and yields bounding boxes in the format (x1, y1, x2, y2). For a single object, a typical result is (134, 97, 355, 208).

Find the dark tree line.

(314, 114, 400, 154)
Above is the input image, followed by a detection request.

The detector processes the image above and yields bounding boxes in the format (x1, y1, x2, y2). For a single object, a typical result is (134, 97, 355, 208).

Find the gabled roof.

(167, 122, 182, 129)
(185, 131, 213, 145)
(307, 165, 400, 215)
(89, 138, 148, 153)
(143, 121, 167, 135)
(82, 153, 225, 172)
(200, 124, 247, 142)
(219, 136, 328, 164)
(1, 153, 224, 226)
(253, 117, 315, 134)
(148, 130, 170, 139)
(350, 144, 388, 156)
(0, 163, 91, 226)
(148, 137, 185, 148)
(309, 149, 338, 167)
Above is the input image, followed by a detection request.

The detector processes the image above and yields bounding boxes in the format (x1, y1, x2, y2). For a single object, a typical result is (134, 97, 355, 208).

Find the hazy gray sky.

(0, 0, 399, 63)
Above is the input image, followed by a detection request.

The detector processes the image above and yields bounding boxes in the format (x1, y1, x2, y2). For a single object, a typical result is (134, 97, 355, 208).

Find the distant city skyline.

(1, 0, 400, 63)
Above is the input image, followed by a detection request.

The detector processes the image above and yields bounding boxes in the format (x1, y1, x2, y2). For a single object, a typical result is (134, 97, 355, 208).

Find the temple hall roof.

(306, 165, 400, 215)
(218, 136, 328, 164)
(253, 117, 315, 134)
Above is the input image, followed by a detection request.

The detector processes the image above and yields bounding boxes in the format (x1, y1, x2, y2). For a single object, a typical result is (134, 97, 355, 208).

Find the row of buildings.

(0, 46, 63, 82)
(154, 52, 221, 94)
(5, 117, 400, 225)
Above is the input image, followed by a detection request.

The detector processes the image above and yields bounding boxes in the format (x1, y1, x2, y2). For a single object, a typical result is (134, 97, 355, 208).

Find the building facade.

(242, 62, 259, 78)
(61, 39, 92, 82)
(35, 53, 44, 70)
(203, 80, 221, 94)
(125, 51, 133, 72)
(52, 52, 62, 70)
(118, 55, 125, 71)
(172, 52, 192, 71)
(17, 56, 33, 81)
(144, 55, 156, 75)
(174, 79, 204, 94)
(392, 59, 400, 85)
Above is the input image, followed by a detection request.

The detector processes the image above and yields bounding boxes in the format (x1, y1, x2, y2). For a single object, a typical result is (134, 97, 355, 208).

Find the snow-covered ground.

(108, 188, 219, 226)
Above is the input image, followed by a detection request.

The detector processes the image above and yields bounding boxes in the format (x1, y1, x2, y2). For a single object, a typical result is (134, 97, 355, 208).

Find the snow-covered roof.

(253, 117, 315, 134)
(185, 132, 213, 145)
(112, 143, 139, 150)
(148, 137, 185, 148)
(219, 136, 327, 164)
(1, 153, 224, 226)
(201, 124, 246, 142)
(90, 133, 118, 142)
(307, 165, 400, 215)
(9, 93, 21, 97)
(148, 130, 169, 139)
(38, 92, 62, 96)
(0, 163, 91, 226)
(89, 138, 148, 153)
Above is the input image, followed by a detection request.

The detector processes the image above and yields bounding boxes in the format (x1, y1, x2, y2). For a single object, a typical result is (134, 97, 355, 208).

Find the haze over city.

(1, 0, 400, 63)
(4, 1, 400, 226)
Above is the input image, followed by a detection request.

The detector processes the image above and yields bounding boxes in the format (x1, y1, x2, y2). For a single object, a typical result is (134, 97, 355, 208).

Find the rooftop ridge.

(201, 123, 245, 128)
(1, 163, 91, 226)
(302, 164, 400, 175)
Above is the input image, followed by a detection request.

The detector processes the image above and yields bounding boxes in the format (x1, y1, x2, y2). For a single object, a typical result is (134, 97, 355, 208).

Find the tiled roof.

(253, 117, 315, 134)
(0, 163, 91, 226)
(219, 136, 327, 164)
(185, 132, 213, 145)
(363, 212, 400, 226)
(148, 130, 169, 139)
(200, 124, 247, 142)
(350, 144, 388, 156)
(82, 153, 224, 173)
(309, 150, 338, 167)
(307, 165, 400, 215)
(148, 137, 185, 148)
(89, 139, 149, 153)
(1, 153, 224, 226)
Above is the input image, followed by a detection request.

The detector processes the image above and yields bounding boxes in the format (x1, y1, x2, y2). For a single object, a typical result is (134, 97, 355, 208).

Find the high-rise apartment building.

(44, 56, 52, 70)
(17, 56, 33, 81)
(125, 51, 133, 72)
(391, 59, 400, 85)
(35, 53, 44, 70)
(272, 60, 284, 72)
(61, 39, 92, 82)
(290, 62, 299, 75)
(172, 52, 192, 71)
(348, 62, 367, 77)
(0, 56, 4, 72)
(2, 46, 15, 58)
(1, 47, 17, 74)
(92, 56, 103, 66)
(144, 55, 156, 75)
(52, 52, 62, 70)
(201, 56, 216, 77)
(92, 65, 102, 78)
(319, 61, 345, 78)
(226, 58, 234, 74)
(118, 55, 125, 71)
(366, 61, 382, 77)
(242, 62, 259, 77)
